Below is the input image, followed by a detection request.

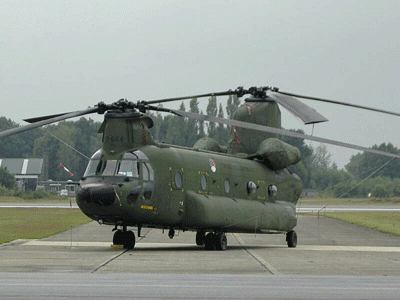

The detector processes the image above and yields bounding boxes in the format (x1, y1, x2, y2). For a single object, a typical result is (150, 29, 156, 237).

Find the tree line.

(1, 96, 400, 198)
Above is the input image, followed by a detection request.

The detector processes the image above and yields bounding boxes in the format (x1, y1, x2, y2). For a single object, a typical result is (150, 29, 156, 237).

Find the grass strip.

(0, 196, 72, 203)
(321, 212, 400, 236)
(299, 197, 400, 207)
(0, 208, 91, 244)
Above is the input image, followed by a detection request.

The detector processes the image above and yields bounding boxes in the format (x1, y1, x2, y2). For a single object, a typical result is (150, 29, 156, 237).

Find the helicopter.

(1, 86, 399, 251)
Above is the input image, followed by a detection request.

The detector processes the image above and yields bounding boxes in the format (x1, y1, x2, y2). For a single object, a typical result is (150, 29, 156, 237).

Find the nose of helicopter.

(76, 183, 116, 206)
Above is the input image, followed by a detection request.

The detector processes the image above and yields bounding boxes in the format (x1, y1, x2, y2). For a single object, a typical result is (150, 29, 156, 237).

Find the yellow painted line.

(110, 244, 124, 249)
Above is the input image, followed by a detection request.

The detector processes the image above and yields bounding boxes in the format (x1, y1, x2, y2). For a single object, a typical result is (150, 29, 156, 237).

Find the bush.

(0, 168, 16, 189)
(21, 189, 49, 200)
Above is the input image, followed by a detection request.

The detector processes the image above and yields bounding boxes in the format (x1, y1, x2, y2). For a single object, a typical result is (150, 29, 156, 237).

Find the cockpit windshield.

(84, 150, 153, 180)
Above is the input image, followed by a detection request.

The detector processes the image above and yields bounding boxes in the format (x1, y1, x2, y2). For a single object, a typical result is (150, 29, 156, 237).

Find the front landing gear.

(286, 230, 297, 248)
(113, 228, 136, 249)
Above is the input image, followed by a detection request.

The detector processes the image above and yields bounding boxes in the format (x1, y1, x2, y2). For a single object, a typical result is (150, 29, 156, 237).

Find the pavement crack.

(231, 233, 280, 275)
(91, 228, 153, 273)
(92, 249, 128, 273)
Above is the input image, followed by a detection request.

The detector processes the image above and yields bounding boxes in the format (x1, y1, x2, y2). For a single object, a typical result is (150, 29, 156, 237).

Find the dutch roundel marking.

(209, 158, 217, 172)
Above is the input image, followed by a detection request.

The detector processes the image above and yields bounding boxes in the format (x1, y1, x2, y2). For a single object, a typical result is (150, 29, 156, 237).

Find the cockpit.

(84, 150, 154, 180)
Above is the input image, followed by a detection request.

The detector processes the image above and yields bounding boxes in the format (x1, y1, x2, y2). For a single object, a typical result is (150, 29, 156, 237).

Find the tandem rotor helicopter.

(1, 86, 400, 250)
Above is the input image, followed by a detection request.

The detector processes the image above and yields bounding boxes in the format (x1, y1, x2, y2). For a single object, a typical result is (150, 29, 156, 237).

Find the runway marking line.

(22, 240, 194, 248)
(19, 240, 400, 252)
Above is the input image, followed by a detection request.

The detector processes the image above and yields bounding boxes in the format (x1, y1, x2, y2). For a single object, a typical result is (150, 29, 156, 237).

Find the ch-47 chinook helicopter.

(1, 86, 400, 251)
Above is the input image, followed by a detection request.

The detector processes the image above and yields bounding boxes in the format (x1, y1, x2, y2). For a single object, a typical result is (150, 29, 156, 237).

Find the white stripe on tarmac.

(0, 205, 79, 209)
(297, 207, 400, 212)
(21, 240, 400, 252)
(22, 240, 192, 248)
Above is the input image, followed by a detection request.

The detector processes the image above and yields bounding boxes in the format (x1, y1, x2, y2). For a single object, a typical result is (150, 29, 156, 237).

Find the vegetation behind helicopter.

(1, 87, 400, 250)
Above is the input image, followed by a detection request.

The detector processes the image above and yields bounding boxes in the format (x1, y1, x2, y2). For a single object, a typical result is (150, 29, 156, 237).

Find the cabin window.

(268, 185, 278, 197)
(174, 171, 183, 189)
(247, 181, 257, 195)
(224, 178, 230, 193)
(200, 174, 207, 191)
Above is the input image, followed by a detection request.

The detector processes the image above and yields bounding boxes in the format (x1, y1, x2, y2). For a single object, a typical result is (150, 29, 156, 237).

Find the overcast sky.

(1, 0, 399, 168)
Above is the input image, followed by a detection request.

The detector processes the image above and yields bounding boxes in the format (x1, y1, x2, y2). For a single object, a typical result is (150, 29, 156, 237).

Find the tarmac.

(1, 212, 400, 299)
(1, 214, 399, 275)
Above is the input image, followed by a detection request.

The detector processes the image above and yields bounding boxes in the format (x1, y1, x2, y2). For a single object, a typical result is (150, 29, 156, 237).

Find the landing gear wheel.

(204, 232, 227, 251)
(286, 230, 297, 248)
(123, 230, 136, 249)
(204, 233, 216, 250)
(113, 229, 123, 245)
(113, 229, 136, 249)
(215, 232, 227, 251)
(196, 230, 206, 246)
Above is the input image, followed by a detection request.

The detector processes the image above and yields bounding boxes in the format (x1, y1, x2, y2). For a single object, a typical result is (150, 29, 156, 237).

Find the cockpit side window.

(101, 160, 118, 176)
(144, 162, 154, 181)
(117, 160, 140, 178)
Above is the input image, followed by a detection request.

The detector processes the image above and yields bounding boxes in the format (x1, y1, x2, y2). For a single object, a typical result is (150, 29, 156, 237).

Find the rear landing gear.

(203, 232, 227, 251)
(286, 230, 297, 248)
(196, 230, 206, 246)
(113, 228, 136, 249)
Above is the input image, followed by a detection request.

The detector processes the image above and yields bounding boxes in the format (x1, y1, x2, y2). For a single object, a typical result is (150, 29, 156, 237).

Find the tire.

(204, 233, 216, 250)
(113, 230, 123, 245)
(196, 230, 206, 246)
(215, 232, 227, 251)
(286, 230, 297, 248)
(123, 230, 136, 249)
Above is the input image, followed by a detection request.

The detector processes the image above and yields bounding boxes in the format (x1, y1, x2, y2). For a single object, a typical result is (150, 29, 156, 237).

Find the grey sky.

(1, 0, 399, 168)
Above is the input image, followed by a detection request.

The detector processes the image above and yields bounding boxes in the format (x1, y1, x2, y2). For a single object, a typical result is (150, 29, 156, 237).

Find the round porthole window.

(268, 185, 278, 197)
(200, 174, 207, 191)
(247, 181, 257, 195)
(224, 178, 230, 193)
(174, 171, 183, 189)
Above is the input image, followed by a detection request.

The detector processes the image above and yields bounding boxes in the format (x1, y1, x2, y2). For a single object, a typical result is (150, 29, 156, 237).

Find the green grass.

(0, 196, 73, 203)
(320, 212, 400, 236)
(299, 197, 400, 207)
(0, 208, 92, 244)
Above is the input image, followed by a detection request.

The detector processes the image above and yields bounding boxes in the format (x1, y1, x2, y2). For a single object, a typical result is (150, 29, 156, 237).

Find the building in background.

(0, 158, 43, 191)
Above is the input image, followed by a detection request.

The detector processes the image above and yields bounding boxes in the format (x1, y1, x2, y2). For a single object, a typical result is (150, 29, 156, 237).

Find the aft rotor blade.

(145, 90, 237, 105)
(0, 107, 99, 138)
(266, 90, 328, 125)
(278, 91, 400, 117)
(170, 109, 400, 159)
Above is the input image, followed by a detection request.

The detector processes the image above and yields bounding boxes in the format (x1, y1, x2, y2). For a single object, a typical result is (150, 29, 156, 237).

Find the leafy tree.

(165, 102, 188, 146)
(226, 95, 241, 119)
(0, 117, 41, 158)
(216, 103, 229, 145)
(33, 118, 102, 181)
(283, 130, 313, 187)
(0, 167, 16, 189)
(186, 98, 206, 146)
(206, 96, 218, 138)
(346, 143, 400, 179)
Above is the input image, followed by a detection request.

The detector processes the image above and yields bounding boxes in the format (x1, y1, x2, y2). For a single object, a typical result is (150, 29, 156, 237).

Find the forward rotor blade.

(0, 107, 99, 138)
(170, 109, 400, 159)
(266, 90, 328, 125)
(24, 113, 74, 123)
(278, 91, 400, 117)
